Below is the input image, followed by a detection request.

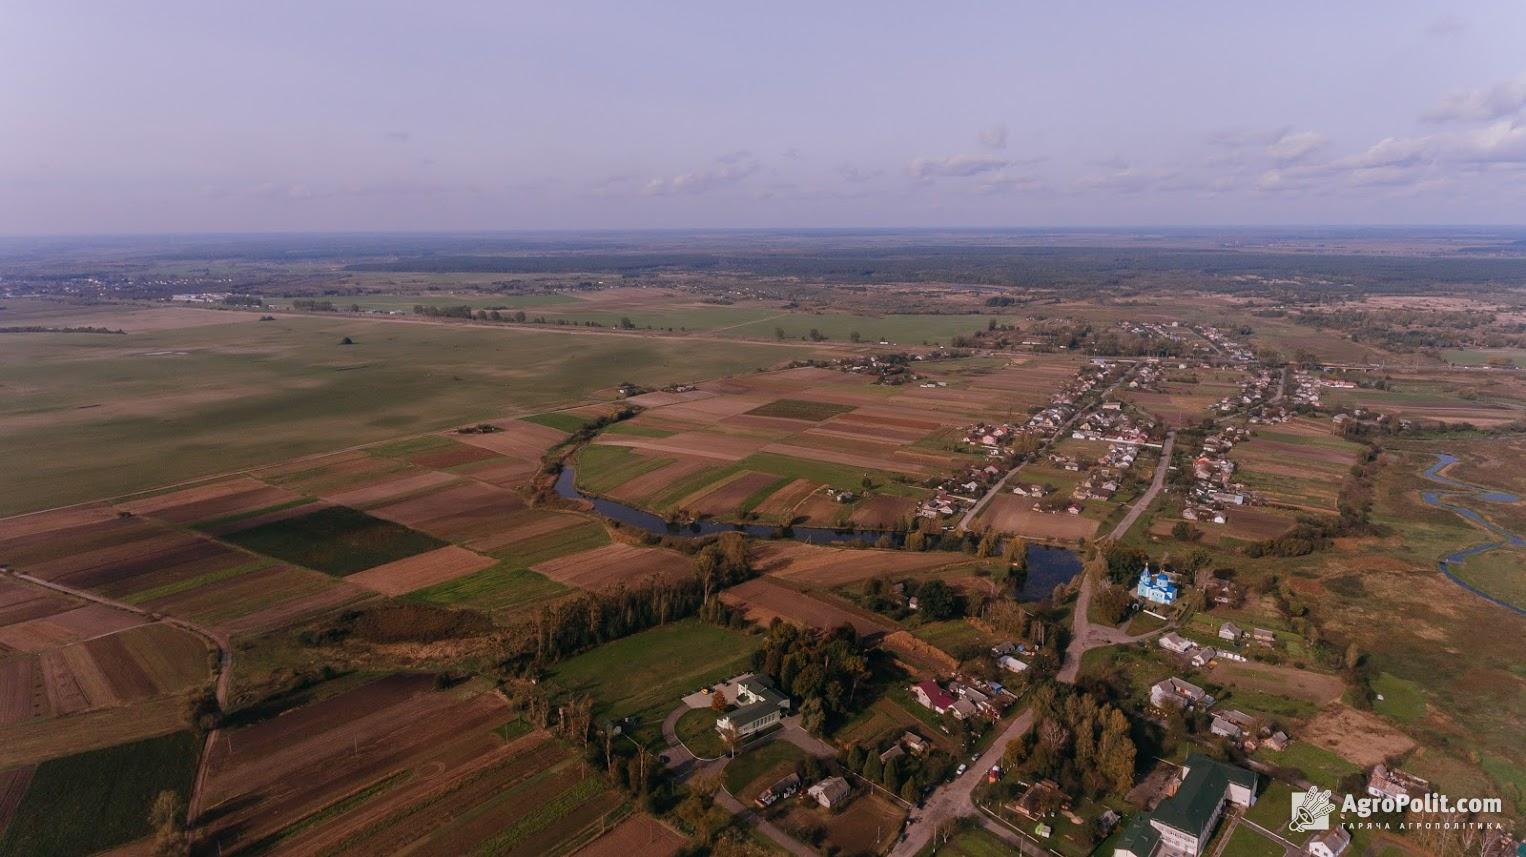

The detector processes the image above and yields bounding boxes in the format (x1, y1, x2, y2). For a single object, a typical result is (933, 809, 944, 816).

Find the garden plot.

(115, 476, 303, 525)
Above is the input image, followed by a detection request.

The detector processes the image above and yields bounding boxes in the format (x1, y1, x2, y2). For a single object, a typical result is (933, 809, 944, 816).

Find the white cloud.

(978, 124, 1008, 150)
(642, 151, 761, 195)
(906, 154, 1011, 179)
(836, 164, 883, 183)
(1265, 130, 1328, 164)
(1423, 74, 1526, 123)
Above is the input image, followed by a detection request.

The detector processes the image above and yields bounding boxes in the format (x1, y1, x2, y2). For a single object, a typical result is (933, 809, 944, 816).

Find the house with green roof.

(1114, 754, 1256, 857)
(716, 675, 790, 738)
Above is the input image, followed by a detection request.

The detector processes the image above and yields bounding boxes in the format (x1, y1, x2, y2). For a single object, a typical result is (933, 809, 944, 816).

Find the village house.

(1150, 677, 1212, 710)
(1366, 765, 1429, 801)
(1158, 632, 1194, 654)
(1114, 755, 1256, 857)
(1251, 628, 1276, 646)
(807, 776, 852, 809)
(998, 654, 1029, 674)
(911, 679, 956, 714)
(900, 732, 930, 755)
(1264, 730, 1290, 752)
(1012, 779, 1067, 819)
(755, 773, 801, 808)
(1307, 827, 1352, 857)
(1218, 621, 1243, 642)
(715, 676, 791, 738)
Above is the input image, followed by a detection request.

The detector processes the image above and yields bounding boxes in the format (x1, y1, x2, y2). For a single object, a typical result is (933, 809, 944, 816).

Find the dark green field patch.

(221, 506, 447, 575)
(745, 399, 855, 421)
(0, 732, 198, 857)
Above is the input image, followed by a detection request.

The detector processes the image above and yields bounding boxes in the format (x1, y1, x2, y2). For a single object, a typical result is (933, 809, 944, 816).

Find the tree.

(149, 790, 187, 857)
(711, 690, 728, 713)
(916, 580, 960, 620)
(799, 696, 827, 734)
(718, 722, 740, 757)
(850, 330, 862, 343)
(882, 756, 901, 792)
(339, 336, 354, 345)
(775, 326, 786, 340)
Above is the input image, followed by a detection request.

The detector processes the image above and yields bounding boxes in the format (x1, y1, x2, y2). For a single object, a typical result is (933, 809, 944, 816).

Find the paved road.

(5, 569, 232, 828)
(889, 708, 1034, 857)
(1057, 430, 1175, 684)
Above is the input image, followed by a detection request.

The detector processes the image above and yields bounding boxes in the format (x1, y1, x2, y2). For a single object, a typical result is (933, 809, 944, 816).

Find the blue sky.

(4, 1, 1525, 233)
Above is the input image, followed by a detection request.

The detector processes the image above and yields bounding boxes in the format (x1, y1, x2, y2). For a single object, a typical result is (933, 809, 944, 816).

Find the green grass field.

(933, 825, 1026, 857)
(1370, 672, 1427, 724)
(745, 399, 855, 421)
(575, 445, 672, 495)
(404, 561, 570, 618)
(0, 304, 810, 515)
(1219, 825, 1284, 857)
(910, 619, 997, 661)
(674, 707, 728, 759)
(722, 740, 808, 797)
(0, 731, 198, 857)
(221, 506, 447, 575)
(547, 619, 759, 742)
(1255, 742, 1360, 789)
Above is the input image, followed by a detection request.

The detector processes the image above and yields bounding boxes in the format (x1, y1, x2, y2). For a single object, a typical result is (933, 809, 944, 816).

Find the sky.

(4, 1, 1526, 234)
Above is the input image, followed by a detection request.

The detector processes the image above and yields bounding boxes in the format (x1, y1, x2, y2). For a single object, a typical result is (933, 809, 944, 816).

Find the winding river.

(1418, 453, 1525, 617)
(553, 466, 1081, 599)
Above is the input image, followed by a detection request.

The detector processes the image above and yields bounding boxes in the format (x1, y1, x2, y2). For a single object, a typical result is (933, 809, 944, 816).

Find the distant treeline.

(0, 326, 124, 334)
(344, 247, 1526, 294)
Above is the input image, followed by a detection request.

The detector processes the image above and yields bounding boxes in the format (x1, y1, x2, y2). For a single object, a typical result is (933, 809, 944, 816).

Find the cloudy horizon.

(4, 1, 1526, 234)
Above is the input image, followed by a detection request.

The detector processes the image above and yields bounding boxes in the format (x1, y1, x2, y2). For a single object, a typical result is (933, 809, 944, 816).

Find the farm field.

(783, 791, 907, 855)
(574, 813, 685, 857)
(546, 619, 760, 743)
(197, 672, 625, 856)
(721, 576, 894, 637)
(0, 301, 817, 515)
(1229, 418, 1364, 513)
(0, 731, 198, 857)
(404, 562, 572, 620)
(219, 506, 449, 575)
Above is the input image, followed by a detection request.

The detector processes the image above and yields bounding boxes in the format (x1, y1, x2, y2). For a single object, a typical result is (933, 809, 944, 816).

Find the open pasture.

(0, 303, 811, 516)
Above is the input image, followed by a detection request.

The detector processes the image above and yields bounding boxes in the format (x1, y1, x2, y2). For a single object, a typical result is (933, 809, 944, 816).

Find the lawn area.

(932, 825, 1023, 856)
(404, 561, 570, 618)
(547, 619, 760, 741)
(745, 399, 856, 421)
(220, 505, 448, 575)
(1125, 611, 1170, 635)
(488, 518, 610, 567)
(722, 740, 809, 800)
(575, 445, 672, 495)
(0, 731, 199, 857)
(674, 707, 727, 759)
(1254, 742, 1360, 789)
(1220, 824, 1284, 857)
(1242, 780, 1311, 846)
(524, 411, 594, 433)
(910, 619, 998, 661)
(1371, 672, 1427, 724)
